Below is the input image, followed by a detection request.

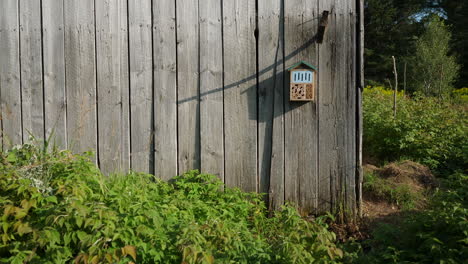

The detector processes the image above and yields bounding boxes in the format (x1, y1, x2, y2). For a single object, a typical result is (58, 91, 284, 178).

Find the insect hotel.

(289, 61, 317, 101)
(0, 0, 364, 218)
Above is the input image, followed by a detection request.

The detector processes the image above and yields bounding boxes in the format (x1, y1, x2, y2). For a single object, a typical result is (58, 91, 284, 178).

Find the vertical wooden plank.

(258, 0, 285, 209)
(153, 0, 177, 180)
(318, 0, 338, 214)
(199, 0, 224, 179)
(120, 0, 131, 174)
(96, 0, 129, 174)
(43, 0, 67, 149)
(357, 0, 365, 217)
(20, 0, 44, 143)
(223, 0, 257, 192)
(176, 0, 200, 173)
(0, 0, 22, 148)
(332, 0, 349, 219)
(129, 0, 153, 173)
(284, 0, 319, 214)
(64, 0, 97, 158)
(345, 0, 357, 218)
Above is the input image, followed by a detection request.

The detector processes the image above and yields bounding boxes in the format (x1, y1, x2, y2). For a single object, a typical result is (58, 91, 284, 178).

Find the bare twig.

(386, 78, 393, 90)
(403, 62, 407, 95)
(392, 56, 398, 118)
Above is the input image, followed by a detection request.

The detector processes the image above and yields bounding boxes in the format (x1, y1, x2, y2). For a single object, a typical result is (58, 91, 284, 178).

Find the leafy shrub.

(363, 86, 467, 174)
(452, 87, 468, 103)
(0, 144, 343, 264)
(356, 173, 468, 263)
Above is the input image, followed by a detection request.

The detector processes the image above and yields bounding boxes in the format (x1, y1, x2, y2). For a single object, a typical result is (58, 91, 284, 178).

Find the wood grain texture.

(96, 0, 129, 174)
(64, 0, 97, 159)
(223, 0, 257, 192)
(0, 0, 22, 148)
(284, 0, 319, 214)
(20, 0, 44, 143)
(129, 0, 153, 173)
(43, 0, 67, 149)
(357, 0, 365, 217)
(258, 0, 285, 209)
(345, 0, 357, 218)
(176, 0, 200, 173)
(0, 0, 360, 216)
(153, 0, 178, 180)
(317, 0, 338, 214)
(332, 0, 348, 218)
(120, 0, 131, 174)
(199, 0, 224, 180)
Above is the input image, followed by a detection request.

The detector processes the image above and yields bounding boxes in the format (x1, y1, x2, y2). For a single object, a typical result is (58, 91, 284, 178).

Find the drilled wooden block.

(290, 83, 314, 101)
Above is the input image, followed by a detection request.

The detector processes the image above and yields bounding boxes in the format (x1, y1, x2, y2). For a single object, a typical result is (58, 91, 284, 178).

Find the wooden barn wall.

(0, 0, 360, 215)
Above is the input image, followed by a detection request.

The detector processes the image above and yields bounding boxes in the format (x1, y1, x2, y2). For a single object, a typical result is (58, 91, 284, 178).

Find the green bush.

(452, 87, 468, 103)
(363, 86, 467, 174)
(356, 173, 468, 263)
(0, 144, 343, 264)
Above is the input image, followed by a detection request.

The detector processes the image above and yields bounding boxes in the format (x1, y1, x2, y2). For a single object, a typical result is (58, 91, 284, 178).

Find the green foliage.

(363, 87, 467, 173)
(365, 1, 468, 90)
(364, 0, 427, 83)
(408, 16, 460, 96)
(452, 87, 468, 103)
(0, 144, 343, 263)
(437, 0, 468, 87)
(363, 172, 423, 210)
(356, 173, 468, 263)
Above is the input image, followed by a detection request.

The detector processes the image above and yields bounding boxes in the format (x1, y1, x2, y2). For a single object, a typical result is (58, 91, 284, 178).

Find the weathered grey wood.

(129, 0, 153, 173)
(199, 0, 224, 180)
(96, 0, 129, 174)
(120, 0, 131, 174)
(318, 0, 338, 214)
(176, 0, 200, 173)
(357, 0, 365, 217)
(284, 0, 319, 214)
(0, 0, 361, 217)
(20, 0, 44, 143)
(0, 0, 22, 147)
(43, 0, 67, 149)
(258, 0, 285, 209)
(345, 0, 357, 218)
(223, 0, 257, 192)
(153, 0, 178, 180)
(64, 0, 97, 160)
(332, 0, 349, 220)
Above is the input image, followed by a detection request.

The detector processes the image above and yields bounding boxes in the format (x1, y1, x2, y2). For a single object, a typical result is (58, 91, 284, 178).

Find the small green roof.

(287, 61, 317, 71)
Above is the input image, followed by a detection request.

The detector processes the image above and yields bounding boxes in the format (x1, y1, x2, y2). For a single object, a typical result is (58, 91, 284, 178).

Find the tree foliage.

(364, 0, 426, 85)
(432, 0, 468, 87)
(365, 0, 466, 89)
(408, 16, 460, 96)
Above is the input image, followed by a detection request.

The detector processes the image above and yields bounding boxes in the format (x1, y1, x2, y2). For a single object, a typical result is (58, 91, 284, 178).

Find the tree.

(438, 0, 468, 87)
(408, 16, 459, 97)
(364, 0, 467, 88)
(364, 0, 427, 85)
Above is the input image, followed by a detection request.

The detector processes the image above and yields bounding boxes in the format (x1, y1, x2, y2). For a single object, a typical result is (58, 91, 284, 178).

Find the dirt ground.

(330, 160, 437, 242)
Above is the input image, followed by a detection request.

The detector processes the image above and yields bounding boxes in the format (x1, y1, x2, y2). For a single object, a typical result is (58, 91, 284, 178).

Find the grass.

(363, 172, 425, 210)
